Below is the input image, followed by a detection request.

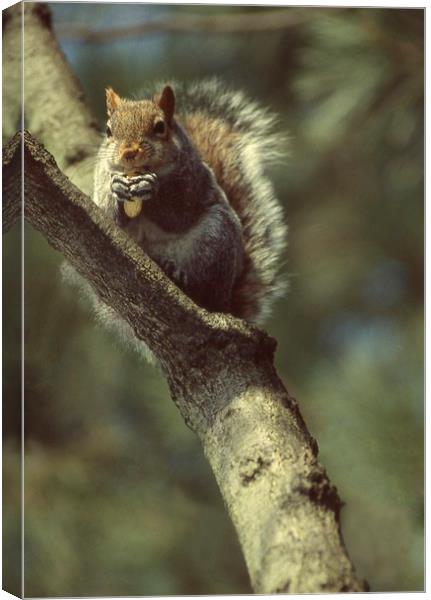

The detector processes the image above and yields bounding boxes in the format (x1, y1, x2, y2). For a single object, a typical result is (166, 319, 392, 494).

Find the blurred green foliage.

(4, 4, 423, 595)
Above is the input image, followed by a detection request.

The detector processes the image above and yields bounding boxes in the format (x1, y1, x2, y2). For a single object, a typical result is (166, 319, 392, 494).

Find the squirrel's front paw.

(110, 172, 158, 203)
(111, 174, 131, 203)
(128, 173, 158, 201)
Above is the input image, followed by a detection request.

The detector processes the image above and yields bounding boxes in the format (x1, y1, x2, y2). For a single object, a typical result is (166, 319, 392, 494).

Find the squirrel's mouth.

(122, 164, 151, 175)
(120, 156, 155, 172)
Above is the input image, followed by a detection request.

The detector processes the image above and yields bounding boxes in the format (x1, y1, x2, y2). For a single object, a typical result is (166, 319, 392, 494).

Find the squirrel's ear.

(106, 87, 121, 117)
(156, 85, 175, 125)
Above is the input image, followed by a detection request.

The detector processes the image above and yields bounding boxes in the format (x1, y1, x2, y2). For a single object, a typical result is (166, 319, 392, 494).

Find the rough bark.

(2, 133, 22, 232)
(3, 132, 366, 593)
(3, 3, 368, 593)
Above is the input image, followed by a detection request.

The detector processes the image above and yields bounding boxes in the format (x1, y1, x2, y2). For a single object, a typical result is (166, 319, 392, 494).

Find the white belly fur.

(126, 209, 213, 270)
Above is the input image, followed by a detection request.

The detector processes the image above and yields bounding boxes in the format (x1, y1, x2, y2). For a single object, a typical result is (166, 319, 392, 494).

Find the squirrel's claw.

(111, 174, 130, 202)
(128, 173, 158, 200)
(111, 172, 158, 202)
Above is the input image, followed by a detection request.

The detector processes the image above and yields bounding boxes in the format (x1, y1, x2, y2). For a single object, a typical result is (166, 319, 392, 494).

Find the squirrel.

(63, 80, 288, 362)
(92, 79, 287, 326)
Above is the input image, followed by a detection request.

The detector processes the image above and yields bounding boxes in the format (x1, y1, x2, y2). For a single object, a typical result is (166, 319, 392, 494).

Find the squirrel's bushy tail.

(178, 79, 288, 323)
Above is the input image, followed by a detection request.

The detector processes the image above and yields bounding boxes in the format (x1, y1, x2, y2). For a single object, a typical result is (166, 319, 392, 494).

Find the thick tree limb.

(2, 133, 21, 232)
(3, 131, 366, 593)
(3, 3, 367, 593)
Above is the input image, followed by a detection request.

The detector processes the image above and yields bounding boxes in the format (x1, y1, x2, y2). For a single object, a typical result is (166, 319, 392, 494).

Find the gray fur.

(153, 78, 288, 322)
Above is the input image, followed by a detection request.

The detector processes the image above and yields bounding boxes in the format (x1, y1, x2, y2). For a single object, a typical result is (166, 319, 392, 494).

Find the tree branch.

(3, 130, 366, 593)
(2, 133, 21, 232)
(3, 3, 367, 593)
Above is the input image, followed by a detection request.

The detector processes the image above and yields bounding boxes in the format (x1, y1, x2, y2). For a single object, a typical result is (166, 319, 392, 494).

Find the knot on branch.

(184, 322, 277, 372)
(239, 452, 273, 486)
(295, 468, 344, 519)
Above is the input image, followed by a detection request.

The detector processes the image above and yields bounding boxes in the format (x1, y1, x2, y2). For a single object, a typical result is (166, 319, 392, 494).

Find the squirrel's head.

(105, 85, 177, 172)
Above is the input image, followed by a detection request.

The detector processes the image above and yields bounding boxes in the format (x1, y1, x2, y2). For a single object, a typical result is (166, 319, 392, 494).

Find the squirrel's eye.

(154, 120, 166, 135)
(106, 125, 112, 137)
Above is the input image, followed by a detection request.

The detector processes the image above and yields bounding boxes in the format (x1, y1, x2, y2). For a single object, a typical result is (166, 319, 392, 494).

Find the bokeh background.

(3, 4, 423, 595)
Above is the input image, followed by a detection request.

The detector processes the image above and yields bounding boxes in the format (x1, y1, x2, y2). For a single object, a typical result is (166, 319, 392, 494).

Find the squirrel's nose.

(122, 148, 138, 161)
